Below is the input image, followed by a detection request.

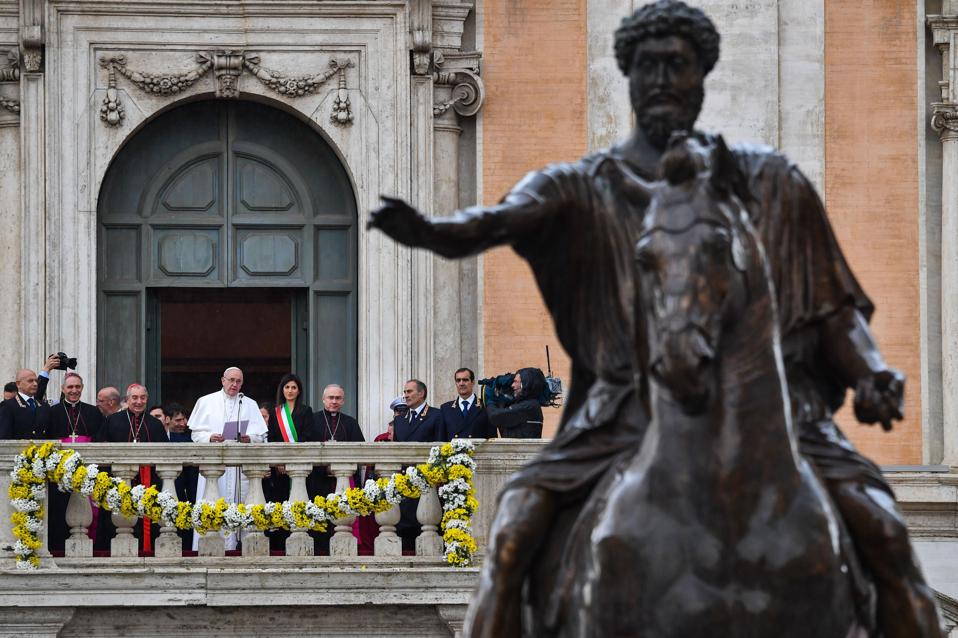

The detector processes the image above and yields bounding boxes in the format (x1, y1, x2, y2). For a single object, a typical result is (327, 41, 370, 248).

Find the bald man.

(0, 356, 58, 439)
(189, 366, 268, 551)
(96, 387, 121, 417)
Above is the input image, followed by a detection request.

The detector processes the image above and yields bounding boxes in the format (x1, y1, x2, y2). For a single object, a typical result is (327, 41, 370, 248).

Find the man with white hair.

(190, 366, 268, 551)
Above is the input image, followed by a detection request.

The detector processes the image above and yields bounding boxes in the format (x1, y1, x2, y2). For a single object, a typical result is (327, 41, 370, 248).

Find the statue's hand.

(367, 195, 429, 247)
(853, 368, 904, 431)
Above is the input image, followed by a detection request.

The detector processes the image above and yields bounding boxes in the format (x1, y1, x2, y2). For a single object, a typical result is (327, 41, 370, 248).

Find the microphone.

(236, 393, 245, 441)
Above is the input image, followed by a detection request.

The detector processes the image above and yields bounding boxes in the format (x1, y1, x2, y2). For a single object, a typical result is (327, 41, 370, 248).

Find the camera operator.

(486, 368, 547, 439)
(0, 354, 59, 439)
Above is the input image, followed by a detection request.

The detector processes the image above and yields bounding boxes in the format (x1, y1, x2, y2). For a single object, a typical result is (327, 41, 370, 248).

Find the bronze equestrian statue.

(368, 1, 942, 636)
(582, 134, 869, 636)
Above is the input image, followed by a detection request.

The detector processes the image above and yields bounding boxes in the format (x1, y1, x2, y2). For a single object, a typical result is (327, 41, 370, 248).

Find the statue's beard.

(636, 87, 704, 150)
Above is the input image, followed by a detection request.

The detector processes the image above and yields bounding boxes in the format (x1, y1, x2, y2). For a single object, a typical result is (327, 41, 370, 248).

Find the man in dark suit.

(46, 371, 106, 554)
(0, 355, 59, 439)
(392, 379, 442, 552)
(439, 367, 493, 441)
(393, 379, 442, 442)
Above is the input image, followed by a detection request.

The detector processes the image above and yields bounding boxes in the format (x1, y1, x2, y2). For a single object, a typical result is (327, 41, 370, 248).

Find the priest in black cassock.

(46, 372, 105, 554)
(307, 383, 363, 554)
(96, 383, 168, 554)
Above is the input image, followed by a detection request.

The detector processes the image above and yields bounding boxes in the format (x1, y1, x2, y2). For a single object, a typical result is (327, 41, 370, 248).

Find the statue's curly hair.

(614, 0, 720, 76)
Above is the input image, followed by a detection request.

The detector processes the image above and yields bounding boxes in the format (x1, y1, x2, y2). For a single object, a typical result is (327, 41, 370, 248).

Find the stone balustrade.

(0, 439, 544, 568)
(0, 440, 954, 637)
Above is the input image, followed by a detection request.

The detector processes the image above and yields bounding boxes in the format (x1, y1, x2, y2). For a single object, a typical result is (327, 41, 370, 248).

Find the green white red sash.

(275, 404, 298, 442)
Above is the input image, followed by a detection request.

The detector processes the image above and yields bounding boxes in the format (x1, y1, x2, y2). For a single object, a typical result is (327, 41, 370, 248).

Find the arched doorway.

(97, 99, 358, 411)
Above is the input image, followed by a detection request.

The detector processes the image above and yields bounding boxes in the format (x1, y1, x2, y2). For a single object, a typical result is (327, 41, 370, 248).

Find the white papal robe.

(190, 390, 268, 550)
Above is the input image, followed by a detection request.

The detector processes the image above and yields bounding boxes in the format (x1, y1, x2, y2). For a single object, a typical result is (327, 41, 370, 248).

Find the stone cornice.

(928, 14, 958, 46)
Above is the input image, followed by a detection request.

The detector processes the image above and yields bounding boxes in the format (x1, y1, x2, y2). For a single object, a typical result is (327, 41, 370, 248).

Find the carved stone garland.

(0, 49, 19, 116)
(97, 51, 354, 127)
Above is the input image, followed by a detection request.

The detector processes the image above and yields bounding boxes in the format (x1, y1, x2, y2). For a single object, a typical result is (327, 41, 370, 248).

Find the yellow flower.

(8, 485, 30, 500)
(440, 443, 454, 457)
(51, 450, 75, 483)
(70, 465, 89, 493)
(173, 502, 192, 529)
(416, 464, 446, 486)
(250, 504, 270, 531)
(447, 465, 473, 482)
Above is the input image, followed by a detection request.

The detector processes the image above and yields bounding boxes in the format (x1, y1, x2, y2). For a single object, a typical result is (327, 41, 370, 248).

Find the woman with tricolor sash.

(264, 373, 314, 552)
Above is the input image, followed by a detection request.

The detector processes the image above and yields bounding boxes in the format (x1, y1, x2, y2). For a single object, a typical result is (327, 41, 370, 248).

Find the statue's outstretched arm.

(821, 305, 904, 430)
(368, 184, 560, 260)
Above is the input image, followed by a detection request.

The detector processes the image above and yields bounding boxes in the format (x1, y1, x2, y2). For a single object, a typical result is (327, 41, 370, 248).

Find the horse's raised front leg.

(828, 479, 944, 638)
(463, 485, 556, 638)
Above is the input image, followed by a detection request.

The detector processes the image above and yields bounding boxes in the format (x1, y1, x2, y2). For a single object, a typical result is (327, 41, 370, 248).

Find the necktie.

(409, 410, 416, 425)
(26, 398, 36, 412)
(461, 400, 469, 417)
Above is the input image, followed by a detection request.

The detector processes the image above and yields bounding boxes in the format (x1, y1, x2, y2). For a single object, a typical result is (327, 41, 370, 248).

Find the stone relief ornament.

(0, 50, 20, 82)
(19, 25, 42, 73)
(0, 97, 19, 114)
(243, 55, 351, 99)
(213, 51, 244, 98)
(96, 51, 357, 127)
(330, 59, 354, 126)
(431, 51, 484, 118)
(932, 102, 958, 135)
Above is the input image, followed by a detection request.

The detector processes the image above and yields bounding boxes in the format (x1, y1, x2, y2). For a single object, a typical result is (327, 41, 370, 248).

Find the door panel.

(97, 99, 357, 404)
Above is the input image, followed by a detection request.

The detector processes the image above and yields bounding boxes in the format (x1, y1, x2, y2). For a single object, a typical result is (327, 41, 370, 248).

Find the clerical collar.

(223, 390, 239, 400)
(66, 400, 80, 408)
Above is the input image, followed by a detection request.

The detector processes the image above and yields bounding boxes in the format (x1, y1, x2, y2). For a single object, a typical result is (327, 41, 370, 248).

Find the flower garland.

(9, 439, 478, 570)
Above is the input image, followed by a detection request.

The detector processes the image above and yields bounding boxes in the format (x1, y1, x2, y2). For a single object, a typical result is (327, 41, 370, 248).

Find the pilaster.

(928, 14, 958, 469)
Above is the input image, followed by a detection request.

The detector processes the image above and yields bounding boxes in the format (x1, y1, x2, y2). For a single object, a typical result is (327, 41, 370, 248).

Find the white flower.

(362, 479, 382, 503)
(304, 501, 327, 526)
(406, 466, 429, 491)
(10, 498, 40, 513)
(447, 453, 476, 469)
(31, 457, 45, 479)
(131, 485, 147, 515)
(24, 516, 43, 533)
(450, 439, 475, 453)
(29, 484, 46, 501)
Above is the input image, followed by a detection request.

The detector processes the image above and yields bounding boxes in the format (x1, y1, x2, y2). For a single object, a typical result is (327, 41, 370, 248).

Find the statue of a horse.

(576, 136, 874, 637)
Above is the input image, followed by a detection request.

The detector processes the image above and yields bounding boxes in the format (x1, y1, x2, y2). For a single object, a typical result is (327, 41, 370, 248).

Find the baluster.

(416, 485, 443, 557)
(197, 465, 225, 557)
(110, 464, 139, 557)
(64, 490, 93, 557)
(241, 464, 270, 557)
(373, 462, 402, 557)
(283, 464, 313, 556)
(152, 464, 182, 558)
(329, 463, 357, 557)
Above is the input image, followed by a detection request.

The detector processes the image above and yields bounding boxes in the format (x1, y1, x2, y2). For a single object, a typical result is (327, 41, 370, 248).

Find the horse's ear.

(709, 135, 736, 197)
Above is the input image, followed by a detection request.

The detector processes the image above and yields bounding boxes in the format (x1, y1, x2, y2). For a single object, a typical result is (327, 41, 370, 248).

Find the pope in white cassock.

(190, 366, 268, 550)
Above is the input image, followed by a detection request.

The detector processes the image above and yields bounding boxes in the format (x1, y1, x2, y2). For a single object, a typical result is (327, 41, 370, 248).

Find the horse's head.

(636, 134, 757, 413)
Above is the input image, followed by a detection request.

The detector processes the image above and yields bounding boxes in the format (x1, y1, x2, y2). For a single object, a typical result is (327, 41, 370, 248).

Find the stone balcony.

(0, 441, 953, 637)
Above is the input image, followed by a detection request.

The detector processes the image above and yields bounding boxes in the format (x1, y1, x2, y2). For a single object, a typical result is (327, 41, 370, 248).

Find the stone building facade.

(0, 0, 956, 634)
(0, 0, 953, 464)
